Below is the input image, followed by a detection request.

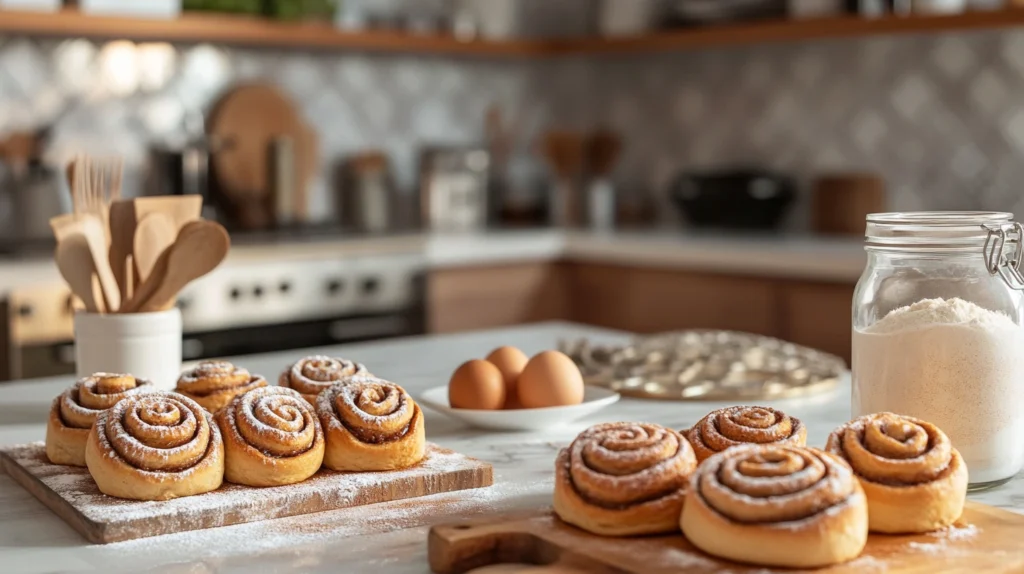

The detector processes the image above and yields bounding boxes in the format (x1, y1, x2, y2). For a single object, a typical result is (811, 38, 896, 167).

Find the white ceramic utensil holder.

(74, 309, 182, 390)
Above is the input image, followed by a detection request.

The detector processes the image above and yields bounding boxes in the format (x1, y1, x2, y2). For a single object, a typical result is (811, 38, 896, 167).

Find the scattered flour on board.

(2, 442, 502, 536)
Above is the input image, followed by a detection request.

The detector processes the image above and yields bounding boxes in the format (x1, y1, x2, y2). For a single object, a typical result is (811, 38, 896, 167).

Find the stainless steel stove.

(1, 247, 427, 381)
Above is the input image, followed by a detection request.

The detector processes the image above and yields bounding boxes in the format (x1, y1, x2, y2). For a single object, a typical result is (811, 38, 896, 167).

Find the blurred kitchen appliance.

(419, 147, 490, 231)
(911, 0, 966, 12)
(585, 129, 622, 231)
(811, 174, 886, 236)
(599, 0, 659, 36)
(669, 168, 795, 230)
(145, 112, 219, 221)
(788, 0, 846, 16)
(0, 128, 66, 243)
(453, 0, 520, 39)
(542, 131, 586, 228)
(269, 136, 297, 226)
(80, 0, 181, 18)
(0, 0, 62, 11)
(338, 152, 396, 234)
(1, 251, 427, 381)
(667, 0, 787, 24)
(4, 163, 66, 242)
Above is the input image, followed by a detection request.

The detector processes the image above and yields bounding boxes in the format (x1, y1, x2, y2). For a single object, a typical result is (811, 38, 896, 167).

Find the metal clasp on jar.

(984, 222, 1024, 289)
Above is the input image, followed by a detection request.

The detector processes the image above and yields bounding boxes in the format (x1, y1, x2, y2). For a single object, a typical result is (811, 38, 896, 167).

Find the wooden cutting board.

(0, 442, 492, 544)
(429, 505, 1024, 574)
(207, 83, 317, 228)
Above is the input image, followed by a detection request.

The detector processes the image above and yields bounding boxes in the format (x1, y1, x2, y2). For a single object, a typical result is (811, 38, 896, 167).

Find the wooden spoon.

(109, 196, 203, 296)
(53, 215, 121, 312)
(121, 220, 229, 313)
(54, 234, 103, 313)
(133, 213, 176, 286)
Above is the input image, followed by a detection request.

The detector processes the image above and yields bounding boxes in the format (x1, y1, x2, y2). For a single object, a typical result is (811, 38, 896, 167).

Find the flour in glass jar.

(852, 297, 1024, 484)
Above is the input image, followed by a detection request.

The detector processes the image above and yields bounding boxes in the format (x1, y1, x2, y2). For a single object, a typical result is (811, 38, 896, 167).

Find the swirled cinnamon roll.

(84, 392, 224, 501)
(175, 361, 267, 412)
(215, 386, 324, 486)
(316, 377, 425, 471)
(681, 445, 867, 568)
(280, 355, 370, 405)
(45, 373, 153, 466)
(553, 422, 697, 536)
(685, 406, 806, 463)
(826, 412, 968, 533)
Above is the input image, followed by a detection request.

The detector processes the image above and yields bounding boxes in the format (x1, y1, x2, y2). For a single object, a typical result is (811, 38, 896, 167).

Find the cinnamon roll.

(316, 377, 425, 471)
(215, 386, 325, 486)
(45, 373, 153, 467)
(85, 392, 224, 501)
(826, 412, 968, 534)
(686, 406, 806, 463)
(280, 355, 370, 405)
(553, 422, 697, 536)
(681, 445, 867, 569)
(176, 361, 267, 412)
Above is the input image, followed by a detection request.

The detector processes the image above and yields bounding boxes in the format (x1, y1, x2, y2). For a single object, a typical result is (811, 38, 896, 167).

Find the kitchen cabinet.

(427, 263, 566, 334)
(619, 267, 777, 335)
(779, 281, 855, 362)
(428, 262, 854, 362)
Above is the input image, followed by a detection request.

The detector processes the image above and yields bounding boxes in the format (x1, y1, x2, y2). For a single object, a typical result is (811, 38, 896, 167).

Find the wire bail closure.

(984, 222, 1024, 290)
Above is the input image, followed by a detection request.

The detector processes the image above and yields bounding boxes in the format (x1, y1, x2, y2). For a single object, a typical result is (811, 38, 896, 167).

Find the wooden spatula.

(55, 233, 104, 313)
(54, 215, 121, 312)
(121, 220, 229, 313)
(109, 196, 203, 296)
(133, 212, 176, 286)
(49, 213, 79, 241)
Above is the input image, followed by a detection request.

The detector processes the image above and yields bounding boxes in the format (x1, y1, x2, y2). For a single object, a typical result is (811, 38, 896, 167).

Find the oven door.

(180, 311, 423, 360)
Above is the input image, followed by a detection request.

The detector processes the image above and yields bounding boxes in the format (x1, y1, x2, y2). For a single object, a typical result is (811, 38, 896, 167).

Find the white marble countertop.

(0, 322, 1019, 574)
(0, 229, 866, 295)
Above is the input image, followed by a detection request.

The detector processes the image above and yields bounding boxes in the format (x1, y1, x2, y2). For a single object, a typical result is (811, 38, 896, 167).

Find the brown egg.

(448, 359, 506, 410)
(485, 346, 529, 409)
(517, 350, 584, 409)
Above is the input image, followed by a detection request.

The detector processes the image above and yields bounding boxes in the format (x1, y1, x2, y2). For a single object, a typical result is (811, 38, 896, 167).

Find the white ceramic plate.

(419, 385, 620, 431)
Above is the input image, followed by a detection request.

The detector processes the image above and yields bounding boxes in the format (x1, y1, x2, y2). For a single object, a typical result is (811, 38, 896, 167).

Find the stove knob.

(361, 277, 380, 295)
(253, 286, 264, 298)
(17, 304, 32, 318)
(326, 279, 344, 296)
(279, 281, 292, 294)
(230, 287, 242, 301)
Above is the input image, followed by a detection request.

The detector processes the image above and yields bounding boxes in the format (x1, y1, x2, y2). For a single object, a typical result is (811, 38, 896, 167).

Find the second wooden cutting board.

(429, 504, 1024, 574)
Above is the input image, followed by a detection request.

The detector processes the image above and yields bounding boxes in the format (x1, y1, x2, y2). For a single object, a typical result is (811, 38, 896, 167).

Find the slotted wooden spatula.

(121, 220, 229, 313)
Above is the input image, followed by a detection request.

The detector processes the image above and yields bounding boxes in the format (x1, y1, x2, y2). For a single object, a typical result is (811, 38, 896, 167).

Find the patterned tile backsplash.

(2, 20, 1024, 226)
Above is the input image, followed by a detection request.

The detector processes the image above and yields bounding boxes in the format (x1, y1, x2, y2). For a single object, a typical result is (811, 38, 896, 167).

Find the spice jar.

(852, 212, 1024, 490)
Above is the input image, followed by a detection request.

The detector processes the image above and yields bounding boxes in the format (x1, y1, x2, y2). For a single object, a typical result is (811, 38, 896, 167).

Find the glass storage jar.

(852, 212, 1024, 490)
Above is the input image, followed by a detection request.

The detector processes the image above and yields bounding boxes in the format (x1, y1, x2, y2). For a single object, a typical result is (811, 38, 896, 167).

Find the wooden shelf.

(0, 8, 551, 57)
(0, 8, 1024, 57)
(551, 9, 1024, 55)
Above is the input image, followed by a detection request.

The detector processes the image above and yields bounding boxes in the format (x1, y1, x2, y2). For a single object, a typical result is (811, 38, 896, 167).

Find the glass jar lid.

(865, 211, 1014, 252)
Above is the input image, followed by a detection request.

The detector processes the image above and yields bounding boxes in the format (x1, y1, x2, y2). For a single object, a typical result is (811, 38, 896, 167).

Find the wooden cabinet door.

(427, 263, 566, 333)
(626, 268, 778, 336)
(564, 263, 633, 330)
(780, 281, 854, 363)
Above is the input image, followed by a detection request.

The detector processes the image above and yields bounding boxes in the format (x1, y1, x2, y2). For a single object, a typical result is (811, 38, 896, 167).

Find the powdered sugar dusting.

(1, 441, 491, 543)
